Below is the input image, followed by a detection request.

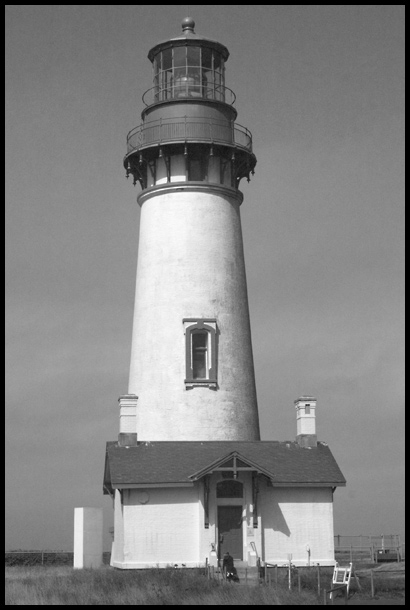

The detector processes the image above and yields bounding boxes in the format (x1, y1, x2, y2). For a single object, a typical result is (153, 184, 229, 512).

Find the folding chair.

(330, 562, 352, 599)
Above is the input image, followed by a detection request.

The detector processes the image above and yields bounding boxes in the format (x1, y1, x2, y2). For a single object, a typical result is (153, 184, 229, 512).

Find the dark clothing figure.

(222, 552, 239, 581)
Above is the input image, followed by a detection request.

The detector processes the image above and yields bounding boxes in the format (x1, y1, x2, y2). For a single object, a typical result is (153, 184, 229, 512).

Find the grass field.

(5, 562, 405, 605)
(4, 565, 322, 605)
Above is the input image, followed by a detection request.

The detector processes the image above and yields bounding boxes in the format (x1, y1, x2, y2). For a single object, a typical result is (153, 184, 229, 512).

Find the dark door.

(218, 506, 243, 560)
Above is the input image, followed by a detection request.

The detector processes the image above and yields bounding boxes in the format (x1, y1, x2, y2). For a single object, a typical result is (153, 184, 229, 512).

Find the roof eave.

(112, 482, 194, 489)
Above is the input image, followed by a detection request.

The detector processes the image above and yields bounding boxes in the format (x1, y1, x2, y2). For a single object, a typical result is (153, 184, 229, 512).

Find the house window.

(184, 319, 217, 387)
(217, 480, 243, 498)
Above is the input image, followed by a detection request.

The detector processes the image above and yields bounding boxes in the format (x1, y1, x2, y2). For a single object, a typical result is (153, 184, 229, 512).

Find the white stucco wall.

(110, 479, 336, 568)
(110, 490, 124, 566)
(112, 486, 201, 568)
(111, 475, 262, 568)
(260, 487, 335, 566)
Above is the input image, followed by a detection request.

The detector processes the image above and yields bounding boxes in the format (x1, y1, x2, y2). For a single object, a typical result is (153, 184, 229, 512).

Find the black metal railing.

(126, 116, 253, 154)
(142, 84, 236, 107)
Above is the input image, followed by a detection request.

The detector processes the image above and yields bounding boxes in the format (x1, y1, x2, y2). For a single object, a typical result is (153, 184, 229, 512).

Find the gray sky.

(5, 5, 405, 551)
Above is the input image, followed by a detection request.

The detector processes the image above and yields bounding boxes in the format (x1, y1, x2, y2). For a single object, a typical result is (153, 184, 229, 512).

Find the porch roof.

(103, 440, 346, 494)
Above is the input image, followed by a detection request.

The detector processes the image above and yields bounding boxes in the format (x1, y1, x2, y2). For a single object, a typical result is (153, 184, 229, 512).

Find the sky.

(5, 5, 405, 552)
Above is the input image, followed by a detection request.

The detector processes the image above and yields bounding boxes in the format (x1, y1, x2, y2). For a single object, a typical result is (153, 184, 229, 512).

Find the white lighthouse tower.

(122, 18, 260, 442)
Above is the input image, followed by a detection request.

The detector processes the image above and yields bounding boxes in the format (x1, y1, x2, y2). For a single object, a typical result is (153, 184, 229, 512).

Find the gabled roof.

(103, 440, 346, 495)
(189, 450, 276, 482)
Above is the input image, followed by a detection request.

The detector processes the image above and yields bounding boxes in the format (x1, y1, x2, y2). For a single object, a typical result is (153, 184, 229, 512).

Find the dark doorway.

(218, 506, 243, 560)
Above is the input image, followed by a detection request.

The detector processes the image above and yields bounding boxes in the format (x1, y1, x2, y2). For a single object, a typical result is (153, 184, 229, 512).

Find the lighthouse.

(104, 18, 345, 571)
(122, 17, 260, 442)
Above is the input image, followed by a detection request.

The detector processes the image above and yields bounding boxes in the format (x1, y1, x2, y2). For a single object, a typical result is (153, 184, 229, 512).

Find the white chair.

(330, 562, 352, 599)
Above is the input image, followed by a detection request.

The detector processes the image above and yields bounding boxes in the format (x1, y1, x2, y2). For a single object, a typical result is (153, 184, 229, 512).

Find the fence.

(5, 551, 111, 567)
(334, 535, 404, 564)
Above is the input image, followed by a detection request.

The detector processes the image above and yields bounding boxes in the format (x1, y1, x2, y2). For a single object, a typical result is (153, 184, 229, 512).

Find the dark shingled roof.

(103, 441, 346, 494)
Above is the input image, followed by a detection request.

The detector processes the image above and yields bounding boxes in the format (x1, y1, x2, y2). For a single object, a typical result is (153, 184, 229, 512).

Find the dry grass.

(5, 565, 320, 605)
(5, 563, 405, 605)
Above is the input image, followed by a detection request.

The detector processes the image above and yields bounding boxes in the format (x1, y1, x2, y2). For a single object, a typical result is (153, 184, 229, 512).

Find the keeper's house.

(104, 399, 345, 569)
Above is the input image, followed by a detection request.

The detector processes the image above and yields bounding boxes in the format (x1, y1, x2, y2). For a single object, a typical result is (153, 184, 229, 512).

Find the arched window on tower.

(183, 319, 218, 387)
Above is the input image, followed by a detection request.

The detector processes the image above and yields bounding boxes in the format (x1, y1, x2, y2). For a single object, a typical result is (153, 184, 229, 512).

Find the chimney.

(118, 394, 138, 446)
(294, 396, 317, 447)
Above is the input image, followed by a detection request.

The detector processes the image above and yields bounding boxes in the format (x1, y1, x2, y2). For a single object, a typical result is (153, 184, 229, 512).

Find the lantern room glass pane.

(213, 52, 222, 71)
(162, 48, 172, 71)
(186, 47, 201, 97)
(201, 47, 212, 69)
(153, 56, 159, 101)
(173, 46, 186, 68)
(187, 46, 201, 67)
(161, 49, 172, 100)
(192, 331, 208, 379)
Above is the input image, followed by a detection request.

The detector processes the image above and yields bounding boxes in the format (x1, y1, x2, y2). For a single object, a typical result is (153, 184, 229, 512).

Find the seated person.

(222, 551, 238, 580)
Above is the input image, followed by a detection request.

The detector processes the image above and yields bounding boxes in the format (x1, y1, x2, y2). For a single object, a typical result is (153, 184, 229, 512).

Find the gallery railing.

(126, 116, 253, 154)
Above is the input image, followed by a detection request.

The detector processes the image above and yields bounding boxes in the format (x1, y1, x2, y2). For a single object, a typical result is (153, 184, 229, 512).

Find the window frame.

(184, 319, 218, 387)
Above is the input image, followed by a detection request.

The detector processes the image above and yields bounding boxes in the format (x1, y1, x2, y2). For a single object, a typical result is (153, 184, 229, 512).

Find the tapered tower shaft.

(123, 18, 260, 441)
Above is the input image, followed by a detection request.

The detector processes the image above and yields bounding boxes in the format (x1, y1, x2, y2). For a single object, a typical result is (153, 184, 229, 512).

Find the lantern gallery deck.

(126, 116, 253, 154)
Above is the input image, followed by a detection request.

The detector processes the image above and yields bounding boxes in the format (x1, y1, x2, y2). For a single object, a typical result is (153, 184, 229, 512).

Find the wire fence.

(5, 551, 111, 567)
(334, 535, 404, 564)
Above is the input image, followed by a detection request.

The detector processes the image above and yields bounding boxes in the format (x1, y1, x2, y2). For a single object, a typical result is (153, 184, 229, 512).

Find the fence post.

(370, 570, 375, 598)
(288, 557, 292, 590)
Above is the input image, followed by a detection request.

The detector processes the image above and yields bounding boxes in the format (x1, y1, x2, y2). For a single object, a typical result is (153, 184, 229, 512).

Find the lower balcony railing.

(126, 116, 253, 154)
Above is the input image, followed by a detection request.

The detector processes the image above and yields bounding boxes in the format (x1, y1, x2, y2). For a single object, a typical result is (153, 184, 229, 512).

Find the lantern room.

(146, 17, 230, 105)
(124, 18, 256, 193)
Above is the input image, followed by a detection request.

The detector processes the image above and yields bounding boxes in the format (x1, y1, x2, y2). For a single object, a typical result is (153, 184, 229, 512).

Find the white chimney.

(118, 394, 138, 446)
(294, 396, 317, 447)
